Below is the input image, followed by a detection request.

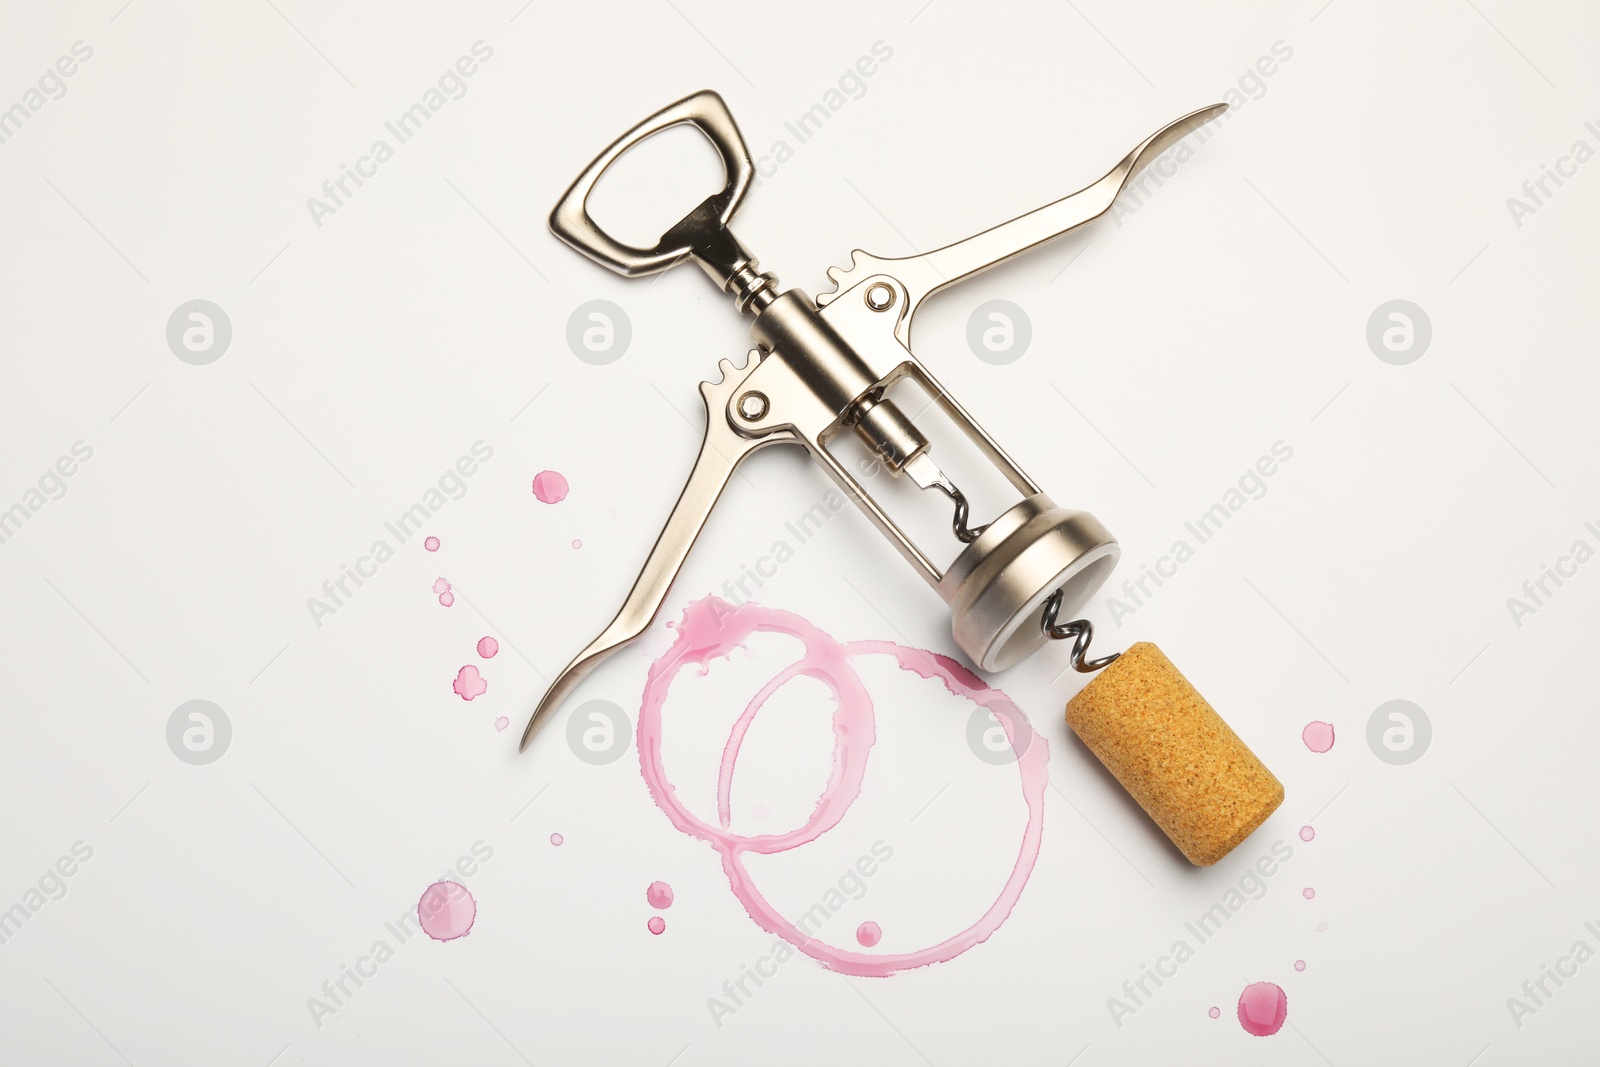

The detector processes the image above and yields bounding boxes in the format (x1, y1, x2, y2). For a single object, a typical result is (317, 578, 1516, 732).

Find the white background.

(1, 0, 1597, 1064)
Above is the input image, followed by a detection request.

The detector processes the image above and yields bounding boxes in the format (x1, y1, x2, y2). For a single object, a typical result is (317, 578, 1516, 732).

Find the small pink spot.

(532, 470, 569, 504)
(550, 833, 563, 846)
(647, 916, 665, 935)
(418, 881, 476, 942)
(477, 636, 499, 659)
(1294, 960, 1307, 972)
(571, 538, 582, 549)
(424, 536, 440, 552)
(1299, 825, 1315, 842)
(494, 716, 509, 732)
(856, 922, 882, 948)
(646, 881, 674, 909)
(438, 592, 454, 607)
(1208, 1006, 1221, 1020)
(1316, 922, 1328, 933)
(1303, 887, 1315, 900)
(1302, 721, 1336, 753)
(1237, 981, 1288, 1037)
(432, 577, 451, 595)
(453, 665, 487, 701)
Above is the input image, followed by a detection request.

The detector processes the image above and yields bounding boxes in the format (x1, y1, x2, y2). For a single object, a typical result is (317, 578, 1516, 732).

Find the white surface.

(1, 0, 1597, 1063)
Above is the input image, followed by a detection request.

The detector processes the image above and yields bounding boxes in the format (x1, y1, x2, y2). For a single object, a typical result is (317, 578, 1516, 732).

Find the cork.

(1065, 642, 1283, 866)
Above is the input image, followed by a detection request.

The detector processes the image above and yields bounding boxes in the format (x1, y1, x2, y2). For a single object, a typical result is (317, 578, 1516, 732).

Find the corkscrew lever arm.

(519, 364, 792, 751)
(817, 103, 1229, 336)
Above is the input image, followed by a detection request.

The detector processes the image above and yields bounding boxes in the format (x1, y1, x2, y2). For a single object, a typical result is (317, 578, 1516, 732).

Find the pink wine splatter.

(433, 576, 454, 607)
(1294, 960, 1307, 972)
(1208, 1006, 1221, 1020)
(646, 881, 674, 909)
(856, 922, 882, 948)
(453, 665, 487, 701)
(477, 636, 499, 659)
(1300, 826, 1316, 842)
(572, 539, 583, 549)
(418, 881, 476, 941)
(424, 536, 440, 552)
(637, 596, 1048, 979)
(647, 916, 666, 935)
(1237, 981, 1288, 1037)
(532, 470, 569, 504)
(495, 716, 509, 732)
(550, 833, 563, 846)
(1302, 721, 1335, 753)
(1316, 922, 1328, 933)
(1303, 887, 1315, 900)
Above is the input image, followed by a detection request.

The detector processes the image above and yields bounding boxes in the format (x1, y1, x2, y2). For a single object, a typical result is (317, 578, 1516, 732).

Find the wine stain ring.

(637, 596, 1049, 977)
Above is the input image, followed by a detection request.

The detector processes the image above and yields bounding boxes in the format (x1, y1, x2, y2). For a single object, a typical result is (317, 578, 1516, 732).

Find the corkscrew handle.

(549, 89, 755, 278)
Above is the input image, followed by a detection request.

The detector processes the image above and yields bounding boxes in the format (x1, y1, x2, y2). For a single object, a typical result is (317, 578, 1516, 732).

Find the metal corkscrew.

(520, 90, 1226, 752)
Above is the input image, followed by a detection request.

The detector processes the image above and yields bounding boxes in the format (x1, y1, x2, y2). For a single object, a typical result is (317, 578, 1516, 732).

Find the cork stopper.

(1065, 642, 1283, 866)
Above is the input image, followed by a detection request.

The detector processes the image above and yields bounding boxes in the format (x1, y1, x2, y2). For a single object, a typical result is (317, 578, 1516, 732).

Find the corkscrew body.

(521, 90, 1225, 751)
